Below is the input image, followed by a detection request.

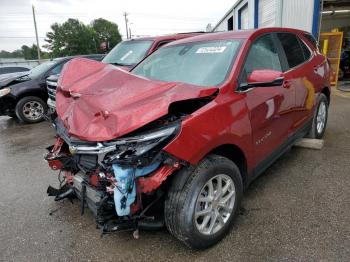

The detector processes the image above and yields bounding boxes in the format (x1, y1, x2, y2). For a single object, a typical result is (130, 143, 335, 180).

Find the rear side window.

(303, 33, 318, 49)
(277, 33, 305, 68)
(243, 34, 282, 75)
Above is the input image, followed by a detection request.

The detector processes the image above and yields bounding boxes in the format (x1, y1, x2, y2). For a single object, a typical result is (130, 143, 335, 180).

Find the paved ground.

(0, 93, 349, 262)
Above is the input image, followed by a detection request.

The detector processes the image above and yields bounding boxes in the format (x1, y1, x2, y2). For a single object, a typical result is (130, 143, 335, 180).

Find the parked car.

(46, 33, 203, 111)
(0, 54, 104, 123)
(45, 28, 330, 249)
(0, 66, 30, 75)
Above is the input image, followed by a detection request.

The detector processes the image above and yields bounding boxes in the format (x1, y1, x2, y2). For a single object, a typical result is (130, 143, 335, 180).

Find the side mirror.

(240, 70, 284, 91)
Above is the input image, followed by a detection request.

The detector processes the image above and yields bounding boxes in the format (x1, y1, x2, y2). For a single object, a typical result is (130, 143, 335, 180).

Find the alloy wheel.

(22, 101, 44, 121)
(316, 101, 327, 134)
(194, 174, 236, 235)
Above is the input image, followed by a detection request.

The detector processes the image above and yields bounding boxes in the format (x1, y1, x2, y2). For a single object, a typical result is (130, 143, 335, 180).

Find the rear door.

(275, 32, 321, 132)
(241, 33, 295, 167)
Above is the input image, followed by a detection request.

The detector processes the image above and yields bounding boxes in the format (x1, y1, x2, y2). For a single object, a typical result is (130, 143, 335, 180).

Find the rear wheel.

(15, 96, 47, 123)
(164, 154, 243, 249)
(307, 93, 328, 139)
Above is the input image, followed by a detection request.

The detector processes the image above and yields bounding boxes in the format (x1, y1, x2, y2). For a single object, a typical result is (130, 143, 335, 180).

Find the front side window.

(132, 40, 242, 87)
(277, 33, 305, 68)
(243, 34, 282, 77)
(102, 40, 153, 66)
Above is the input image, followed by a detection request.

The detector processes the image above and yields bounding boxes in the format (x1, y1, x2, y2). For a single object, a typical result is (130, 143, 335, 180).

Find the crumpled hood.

(0, 71, 29, 88)
(56, 58, 217, 141)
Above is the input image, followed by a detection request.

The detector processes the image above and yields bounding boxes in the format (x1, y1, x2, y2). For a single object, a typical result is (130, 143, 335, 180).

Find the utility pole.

(32, 4, 41, 60)
(123, 12, 129, 39)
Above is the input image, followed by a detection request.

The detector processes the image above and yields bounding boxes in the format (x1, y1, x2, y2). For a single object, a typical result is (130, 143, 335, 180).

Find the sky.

(0, 0, 237, 52)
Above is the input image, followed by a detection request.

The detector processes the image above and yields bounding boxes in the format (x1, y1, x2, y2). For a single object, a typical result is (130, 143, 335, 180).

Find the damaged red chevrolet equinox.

(46, 28, 330, 249)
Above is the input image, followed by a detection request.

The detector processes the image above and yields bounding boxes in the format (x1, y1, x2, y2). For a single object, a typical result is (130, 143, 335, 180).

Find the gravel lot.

(0, 93, 349, 262)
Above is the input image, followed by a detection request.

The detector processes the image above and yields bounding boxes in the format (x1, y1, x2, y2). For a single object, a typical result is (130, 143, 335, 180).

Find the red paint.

(46, 137, 65, 170)
(247, 70, 282, 83)
(138, 163, 180, 193)
(64, 171, 74, 185)
(56, 58, 217, 141)
(55, 28, 330, 178)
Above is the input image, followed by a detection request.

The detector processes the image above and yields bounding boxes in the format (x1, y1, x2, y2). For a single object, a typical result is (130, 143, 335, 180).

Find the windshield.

(132, 40, 241, 87)
(29, 60, 58, 79)
(102, 40, 153, 66)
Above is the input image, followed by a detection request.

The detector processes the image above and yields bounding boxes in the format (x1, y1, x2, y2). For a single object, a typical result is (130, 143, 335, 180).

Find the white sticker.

(196, 46, 227, 54)
(120, 50, 133, 61)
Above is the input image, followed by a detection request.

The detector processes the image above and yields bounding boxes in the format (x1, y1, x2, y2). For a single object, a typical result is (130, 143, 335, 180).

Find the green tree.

(91, 18, 122, 53)
(45, 18, 97, 57)
(0, 49, 23, 58)
(20, 44, 49, 60)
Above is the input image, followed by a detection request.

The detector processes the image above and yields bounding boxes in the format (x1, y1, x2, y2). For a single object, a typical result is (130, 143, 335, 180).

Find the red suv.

(46, 28, 330, 249)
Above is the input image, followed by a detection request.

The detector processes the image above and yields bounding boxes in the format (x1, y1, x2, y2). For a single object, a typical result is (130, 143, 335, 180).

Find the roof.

(165, 27, 311, 46)
(125, 32, 205, 43)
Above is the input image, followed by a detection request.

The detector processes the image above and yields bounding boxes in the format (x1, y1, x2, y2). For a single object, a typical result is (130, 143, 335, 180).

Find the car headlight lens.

(105, 123, 180, 164)
(0, 88, 11, 97)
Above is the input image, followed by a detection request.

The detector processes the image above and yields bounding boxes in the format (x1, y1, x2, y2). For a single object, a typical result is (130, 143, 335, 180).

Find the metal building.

(213, 0, 321, 37)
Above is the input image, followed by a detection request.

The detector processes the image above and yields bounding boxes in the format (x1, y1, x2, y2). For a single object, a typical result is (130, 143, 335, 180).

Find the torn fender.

(56, 58, 218, 141)
(138, 163, 180, 193)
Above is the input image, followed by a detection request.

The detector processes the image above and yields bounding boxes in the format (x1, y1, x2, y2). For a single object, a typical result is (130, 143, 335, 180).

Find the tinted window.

(243, 34, 282, 76)
(299, 39, 311, 61)
(303, 33, 318, 49)
(277, 33, 305, 68)
(133, 40, 241, 87)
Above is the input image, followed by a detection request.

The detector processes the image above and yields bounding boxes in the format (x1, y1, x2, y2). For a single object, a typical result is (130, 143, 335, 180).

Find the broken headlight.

(105, 123, 180, 165)
(0, 88, 11, 97)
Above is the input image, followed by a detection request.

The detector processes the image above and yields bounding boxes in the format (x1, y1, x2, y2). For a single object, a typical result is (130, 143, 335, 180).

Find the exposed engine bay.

(45, 95, 215, 235)
(46, 116, 183, 235)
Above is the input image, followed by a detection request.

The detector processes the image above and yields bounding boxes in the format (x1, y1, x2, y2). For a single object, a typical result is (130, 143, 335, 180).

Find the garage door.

(259, 0, 276, 27)
(240, 4, 249, 29)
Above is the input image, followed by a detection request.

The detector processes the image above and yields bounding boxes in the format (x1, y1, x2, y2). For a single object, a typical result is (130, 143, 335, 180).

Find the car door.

(240, 33, 296, 168)
(275, 32, 320, 132)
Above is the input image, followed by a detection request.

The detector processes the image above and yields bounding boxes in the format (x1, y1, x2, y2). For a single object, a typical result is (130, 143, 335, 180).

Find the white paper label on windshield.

(196, 46, 227, 54)
(120, 50, 133, 61)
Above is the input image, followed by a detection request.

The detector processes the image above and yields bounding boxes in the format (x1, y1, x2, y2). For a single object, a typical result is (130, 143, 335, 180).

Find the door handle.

(283, 80, 291, 89)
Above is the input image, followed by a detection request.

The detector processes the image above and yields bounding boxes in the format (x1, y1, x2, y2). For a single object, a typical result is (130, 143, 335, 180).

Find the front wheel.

(15, 96, 47, 123)
(164, 154, 243, 249)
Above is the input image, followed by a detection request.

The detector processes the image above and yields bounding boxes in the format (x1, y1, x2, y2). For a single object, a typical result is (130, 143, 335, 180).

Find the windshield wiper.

(110, 62, 134, 67)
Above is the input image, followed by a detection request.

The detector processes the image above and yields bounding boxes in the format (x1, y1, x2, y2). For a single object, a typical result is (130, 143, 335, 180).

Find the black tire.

(15, 96, 47, 124)
(164, 154, 243, 249)
(307, 93, 328, 139)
